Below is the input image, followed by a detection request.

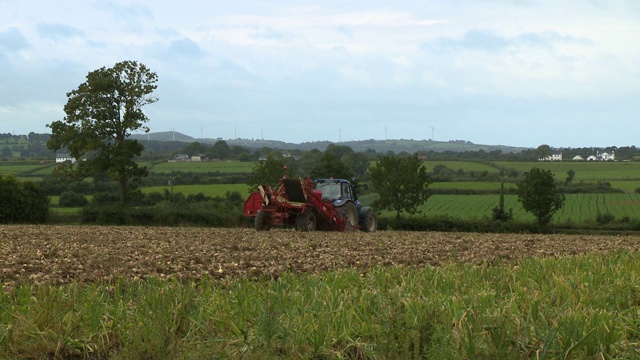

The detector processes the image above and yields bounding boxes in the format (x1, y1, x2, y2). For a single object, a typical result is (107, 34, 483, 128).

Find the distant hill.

(130, 132, 530, 153)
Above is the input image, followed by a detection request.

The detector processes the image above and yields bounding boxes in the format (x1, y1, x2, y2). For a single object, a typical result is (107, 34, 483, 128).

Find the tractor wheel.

(254, 210, 272, 231)
(359, 208, 378, 232)
(295, 213, 317, 232)
(337, 202, 358, 231)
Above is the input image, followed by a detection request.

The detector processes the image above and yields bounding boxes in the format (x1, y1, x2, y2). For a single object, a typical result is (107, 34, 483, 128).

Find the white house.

(572, 155, 584, 161)
(600, 151, 615, 161)
(586, 151, 616, 161)
(55, 153, 76, 164)
(540, 151, 563, 161)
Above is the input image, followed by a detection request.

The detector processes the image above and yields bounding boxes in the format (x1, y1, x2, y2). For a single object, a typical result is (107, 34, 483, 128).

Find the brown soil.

(2, 225, 639, 290)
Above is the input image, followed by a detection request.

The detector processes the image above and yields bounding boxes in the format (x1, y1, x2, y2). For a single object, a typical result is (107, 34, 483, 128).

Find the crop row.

(403, 193, 640, 223)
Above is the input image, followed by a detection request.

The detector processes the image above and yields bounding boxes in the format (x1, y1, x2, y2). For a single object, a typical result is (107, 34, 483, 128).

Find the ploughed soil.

(2, 225, 640, 290)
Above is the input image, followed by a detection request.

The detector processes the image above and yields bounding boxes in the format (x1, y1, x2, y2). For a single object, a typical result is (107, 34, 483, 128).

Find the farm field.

(422, 160, 499, 173)
(149, 160, 254, 173)
(2, 226, 640, 359)
(494, 161, 640, 181)
(140, 183, 248, 197)
(429, 181, 516, 191)
(401, 193, 640, 224)
(2, 225, 640, 289)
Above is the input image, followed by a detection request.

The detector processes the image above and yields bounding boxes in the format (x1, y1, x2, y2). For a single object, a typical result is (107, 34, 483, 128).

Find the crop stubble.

(2, 225, 640, 290)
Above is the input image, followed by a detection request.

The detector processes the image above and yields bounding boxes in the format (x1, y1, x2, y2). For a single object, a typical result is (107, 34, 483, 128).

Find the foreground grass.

(1, 252, 640, 359)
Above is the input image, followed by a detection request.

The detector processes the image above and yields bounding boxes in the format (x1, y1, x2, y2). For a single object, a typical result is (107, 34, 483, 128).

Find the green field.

(0, 164, 48, 175)
(141, 183, 249, 197)
(422, 160, 499, 173)
(494, 161, 640, 181)
(429, 181, 517, 191)
(149, 161, 254, 174)
(391, 193, 640, 224)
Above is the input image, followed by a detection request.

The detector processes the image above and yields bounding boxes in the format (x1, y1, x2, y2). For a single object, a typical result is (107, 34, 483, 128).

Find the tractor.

(243, 170, 378, 232)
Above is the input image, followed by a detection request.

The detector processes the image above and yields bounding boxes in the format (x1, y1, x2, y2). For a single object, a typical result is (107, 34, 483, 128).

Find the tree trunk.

(119, 175, 127, 205)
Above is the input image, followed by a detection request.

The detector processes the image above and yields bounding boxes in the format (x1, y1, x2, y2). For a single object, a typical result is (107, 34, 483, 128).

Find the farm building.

(55, 152, 76, 164)
(587, 151, 615, 161)
(539, 151, 563, 161)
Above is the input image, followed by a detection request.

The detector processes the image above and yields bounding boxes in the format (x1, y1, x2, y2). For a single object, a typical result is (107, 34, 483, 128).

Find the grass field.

(149, 160, 255, 173)
(429, 181, 517, 191)
(379, 193, 640, 224)
(494, 161, 640, 181)
(140, 183, 249, 197)
(422, 160, 499, 173)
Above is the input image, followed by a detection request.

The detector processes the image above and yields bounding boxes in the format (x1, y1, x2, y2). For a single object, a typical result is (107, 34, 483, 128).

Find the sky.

(0, 0, 638, 148)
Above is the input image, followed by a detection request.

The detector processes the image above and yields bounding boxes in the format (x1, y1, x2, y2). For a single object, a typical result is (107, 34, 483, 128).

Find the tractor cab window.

(315, 182, 342, 200)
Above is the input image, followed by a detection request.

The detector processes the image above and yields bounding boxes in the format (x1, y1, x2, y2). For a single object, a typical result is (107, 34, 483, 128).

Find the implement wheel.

(295, 213, 317, 232)
(337, 202, 358, 231)
(254, 210, 272, 231)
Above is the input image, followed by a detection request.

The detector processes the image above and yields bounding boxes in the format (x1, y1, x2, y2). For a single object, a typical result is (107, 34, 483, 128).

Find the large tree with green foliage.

(310, 152, 353, 180)
(369, 154, 432, 220)
(47, 60, 158, 204)
(517, 167, 565, 225)
(246, 155, 287, 190)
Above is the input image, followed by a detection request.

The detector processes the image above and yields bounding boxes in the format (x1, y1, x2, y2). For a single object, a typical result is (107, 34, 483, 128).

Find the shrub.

(596, 212, 615, 224)
(0, 174, 49, 224)
(92, 191, 120, 205)
(58, 191, 89, 207)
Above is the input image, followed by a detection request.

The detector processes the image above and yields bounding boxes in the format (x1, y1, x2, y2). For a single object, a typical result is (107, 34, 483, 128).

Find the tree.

(517, 167, 565, 225)
(324, 144, 354, 161)
(565, 169, 576, 185)
(342, 152, 371, 178)
(310, 152, 353, 180)
(181, 141, 207, 156)
(208, 140, 230, 159)
(535, 144, 553, 160)
(369, 154, 432, 220)
(47, 60, 158, 204)
(1, 147, 12, 158)
(246, 155, 287, 190)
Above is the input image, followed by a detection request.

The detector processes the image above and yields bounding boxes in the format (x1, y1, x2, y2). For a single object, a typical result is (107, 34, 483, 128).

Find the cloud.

(430, 29, 591, 53)
(0, 27, 29, 52)
(36, 23, 84, 40)
(167, 38, 206, 58)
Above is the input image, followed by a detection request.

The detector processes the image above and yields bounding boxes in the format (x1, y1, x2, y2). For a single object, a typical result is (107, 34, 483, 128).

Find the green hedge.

(0, 174, 49, 224)
(80, 202, 244, 227)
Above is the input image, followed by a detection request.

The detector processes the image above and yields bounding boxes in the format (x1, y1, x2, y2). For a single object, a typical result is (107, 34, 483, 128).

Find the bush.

(58, 191, 89, 207)
(596, 212, 616, 224)
(92, 191, 120, 205)
(81, 200, 244, 227)
(0, 174, 49, 224)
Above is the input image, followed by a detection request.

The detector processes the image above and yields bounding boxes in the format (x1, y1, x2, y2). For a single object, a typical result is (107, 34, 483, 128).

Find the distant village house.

(55, 152, 76, 164)
(540, 150, 615, 162)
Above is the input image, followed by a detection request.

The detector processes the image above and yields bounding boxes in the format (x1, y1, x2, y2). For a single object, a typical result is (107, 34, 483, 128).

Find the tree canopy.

(47, 60, 158, 204)
(246, 155, 287, 190)
(369, 154, 432, 219)
(309, 152, 353, 180)
(517, 167, 565, 225)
